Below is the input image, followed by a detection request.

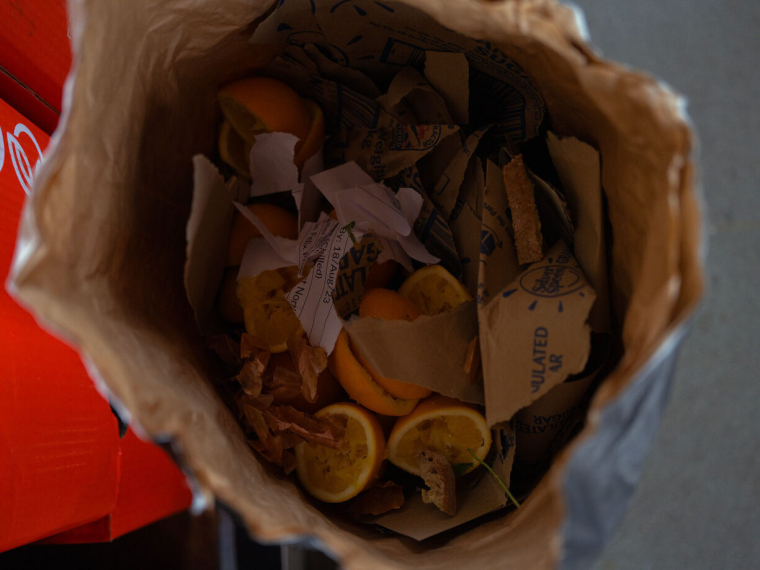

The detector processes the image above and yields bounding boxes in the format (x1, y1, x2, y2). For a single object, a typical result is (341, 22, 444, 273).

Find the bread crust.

(503, 155, 543, 265)
(416, 447, 457, 516)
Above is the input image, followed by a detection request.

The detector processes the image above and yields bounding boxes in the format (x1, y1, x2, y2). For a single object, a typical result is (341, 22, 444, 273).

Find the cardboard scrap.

(528, 169, 575, 251)
(374, 422, 516, 540)
(344, 300, 483, 405)
(449, 160, 485, 295)
(479, 241, 596, 427)
(546, 132, 610, 333)
(515, 337, 609, 466)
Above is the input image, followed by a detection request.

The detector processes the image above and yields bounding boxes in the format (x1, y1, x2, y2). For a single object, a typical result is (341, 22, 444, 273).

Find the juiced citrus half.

(237, 269, 303, 353)
(295, 402, 386, 503)
(329, 331, 418, 416)
(387, 395, 491, 476)
(218, 120, 252, 179)
(293, 99, 326, 171)
(218, 77, 310, 147)
(398, 265, 472, 316)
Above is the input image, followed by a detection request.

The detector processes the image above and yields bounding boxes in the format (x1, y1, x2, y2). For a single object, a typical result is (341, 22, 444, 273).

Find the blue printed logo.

(480, 226, 502, 256)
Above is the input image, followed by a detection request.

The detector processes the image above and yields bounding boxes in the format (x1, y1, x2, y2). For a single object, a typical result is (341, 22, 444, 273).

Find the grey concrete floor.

(571, 1, 760, 569)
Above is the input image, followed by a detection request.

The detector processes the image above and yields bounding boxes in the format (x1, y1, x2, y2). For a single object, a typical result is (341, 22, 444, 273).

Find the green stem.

(342, 221, 357, 244)
(468, 449, 521, 509)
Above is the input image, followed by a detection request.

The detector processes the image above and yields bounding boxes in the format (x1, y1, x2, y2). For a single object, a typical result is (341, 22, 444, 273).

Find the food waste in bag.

(188, 14, 613, 539)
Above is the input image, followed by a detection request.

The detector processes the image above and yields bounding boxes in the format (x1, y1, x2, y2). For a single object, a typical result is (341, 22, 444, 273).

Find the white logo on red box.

(0, 123, 43, 196)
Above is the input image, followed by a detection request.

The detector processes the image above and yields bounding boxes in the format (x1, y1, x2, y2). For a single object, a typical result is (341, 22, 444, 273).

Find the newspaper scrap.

(251, 0, 545, 145)
(478, 241, 596, 427)
(391, 165, 462, 278)
(374, 421, 516, 540)
(261, 47, 463, 277)
(424, 52, 469, 125)
(326, 122, 460, 182)
(430, 125, 491, 221)
(331, 234, 384, 321)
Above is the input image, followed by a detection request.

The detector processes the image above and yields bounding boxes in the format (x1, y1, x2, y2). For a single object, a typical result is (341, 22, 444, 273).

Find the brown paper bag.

(9, 1, 703, 568)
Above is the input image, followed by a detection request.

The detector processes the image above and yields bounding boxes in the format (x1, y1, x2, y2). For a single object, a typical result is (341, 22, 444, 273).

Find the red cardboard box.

(0, 0, 71, 133)
(0, 97, 191, 552)
(42, 429, 194, 544)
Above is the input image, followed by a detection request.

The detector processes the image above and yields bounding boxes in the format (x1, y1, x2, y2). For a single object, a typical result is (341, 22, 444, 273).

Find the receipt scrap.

(237, 161, 438, 354)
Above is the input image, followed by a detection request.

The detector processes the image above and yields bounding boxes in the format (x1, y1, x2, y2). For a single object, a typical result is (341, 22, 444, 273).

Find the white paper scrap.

(248, 132, 301, 197)
(286, 224, 357, 353)
(310, 162, 438, 270)
(238, 238, 292, 279)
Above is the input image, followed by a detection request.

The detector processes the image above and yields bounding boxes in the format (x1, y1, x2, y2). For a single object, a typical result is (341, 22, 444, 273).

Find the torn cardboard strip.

(546, 132, 610, 333)
(479, 241, 596, 427)
(374, 422, 516, 540)
(478, 160, 521, 305)
(344, 300, 483, 405)
(185, 155, 247, 333)
(449, 160, 485, 296)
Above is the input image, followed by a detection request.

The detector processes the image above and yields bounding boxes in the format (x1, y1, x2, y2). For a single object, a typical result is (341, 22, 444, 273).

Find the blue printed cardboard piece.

(478, 240, 596, 427)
